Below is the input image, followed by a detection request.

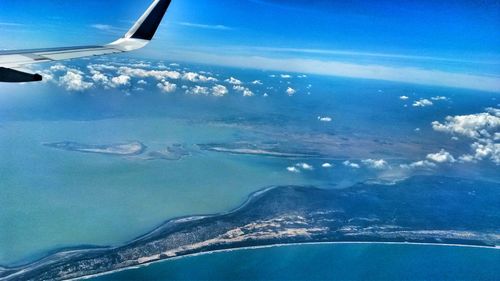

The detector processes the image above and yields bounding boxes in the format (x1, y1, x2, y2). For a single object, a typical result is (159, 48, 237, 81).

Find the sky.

(0, 0, 499, 92)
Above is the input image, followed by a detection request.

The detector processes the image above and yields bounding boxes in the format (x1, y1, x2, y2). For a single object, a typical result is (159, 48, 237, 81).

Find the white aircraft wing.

(0, 0, 172, 82)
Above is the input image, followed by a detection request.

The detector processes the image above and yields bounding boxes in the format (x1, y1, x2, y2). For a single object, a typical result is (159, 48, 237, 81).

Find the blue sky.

(1, 0, 499, 91)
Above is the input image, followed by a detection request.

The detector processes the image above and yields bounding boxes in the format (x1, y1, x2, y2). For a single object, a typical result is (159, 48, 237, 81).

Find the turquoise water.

(92, 243, 500, 281)
(0, 118, 317, 265)
(1, 60, 499, 270)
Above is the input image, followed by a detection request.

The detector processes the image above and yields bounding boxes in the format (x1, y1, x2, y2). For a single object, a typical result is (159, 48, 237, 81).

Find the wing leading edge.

(0, 0, 172, 82)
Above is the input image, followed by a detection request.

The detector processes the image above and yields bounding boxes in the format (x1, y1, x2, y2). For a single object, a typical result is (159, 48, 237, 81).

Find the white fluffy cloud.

(118, 66, 181, 80)
(286, 87, 296, 96)
(225, 77, 242, 85)
(400, 96, 409, 100)
(212, 85, 228, 97)
(426, 149, 456, 163)
(343, 161, 360, 169)
(287, 166, 301, 173)
(432, 109, 500, 139)
(110, 75, 131, 88)
(413, 99, 433, 107)
(252, 80, 263, 85)
(296, 163, 314, 171)
(90, 71, 109, 84)
(50, 64, 67, 72)
(432, 108, 500, 165)
(322, 163, 333, 168)
(157, 81, 177, 93)
(182, 72, 217, 83)
(362, 159, 389, 169)
(233, 85, 254, 96)
(400, 160, 437, 170)
(186, 85, 209, 95)
(469, 141, 499, 164)
(59, 70, 93, 91)
(88, 64, 117, 71)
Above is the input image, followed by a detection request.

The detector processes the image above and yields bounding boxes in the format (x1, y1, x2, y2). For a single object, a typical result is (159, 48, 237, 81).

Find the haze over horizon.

(1, 0, 499, 92)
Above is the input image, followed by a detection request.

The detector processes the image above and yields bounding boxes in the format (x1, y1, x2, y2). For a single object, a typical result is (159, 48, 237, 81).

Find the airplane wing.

(0, 0, 172, 83)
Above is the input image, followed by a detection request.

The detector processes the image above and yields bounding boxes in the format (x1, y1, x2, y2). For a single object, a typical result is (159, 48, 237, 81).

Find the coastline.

(2, 176, 499, 281)
(74, 241, 500, 281)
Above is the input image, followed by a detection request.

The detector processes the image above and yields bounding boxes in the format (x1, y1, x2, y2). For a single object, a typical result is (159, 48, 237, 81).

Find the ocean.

(92, 243, 500, 281)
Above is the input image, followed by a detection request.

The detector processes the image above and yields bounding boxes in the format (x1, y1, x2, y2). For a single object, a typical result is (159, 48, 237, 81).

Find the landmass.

(198, 142, 322, 158)
(1, 176, 499, 281)
(44, 141, 146, 156)
(145, 144, 190, 161)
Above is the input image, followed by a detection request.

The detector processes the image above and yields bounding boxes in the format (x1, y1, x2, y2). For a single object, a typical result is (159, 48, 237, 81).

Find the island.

(198, 142, 322, 158)
(1, 176, 498, 281)
(145, 144, 190, 161)
(43, 141, 147, 156)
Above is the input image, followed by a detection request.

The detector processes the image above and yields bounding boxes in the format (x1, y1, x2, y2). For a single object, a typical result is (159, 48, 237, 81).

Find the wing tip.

(125, 0, 172, 41)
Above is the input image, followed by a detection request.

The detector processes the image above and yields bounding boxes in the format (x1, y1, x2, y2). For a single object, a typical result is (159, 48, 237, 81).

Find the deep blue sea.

(93, 243, 500, 281)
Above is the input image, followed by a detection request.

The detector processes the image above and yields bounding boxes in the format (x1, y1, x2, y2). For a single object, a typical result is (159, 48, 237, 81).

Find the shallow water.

(0, 118, 316, 265)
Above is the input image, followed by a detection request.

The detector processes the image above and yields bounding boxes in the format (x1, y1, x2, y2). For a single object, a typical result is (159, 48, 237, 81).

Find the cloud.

(322, 163, 333, 168)
(431, 96, 448, 101)
(90, 24, 126, 35)
(413, 99, 433, 107)
(50, 64, 68, 72)
(233, 85, 254, 96)
(469, 141, 499, 164)
(182, 72, 218, 83)
(58, 69, 93, 91)
(252, 80, 263, 85)
(286, 166, 301, 173)
(250, 46, 497, 64)
(400, 160, 436, 170)
(91, 24, 113, 31)
(177, 22, 233, 31)
(118, 67, 181, 80)
(458, 154, 476, 163)
(157, 81, 177, 93)
(432, 108, 499, 165)
(212, 85, 228, 97)
(169, 51, 500, 93)
(343, 161, 360, 169)
(90, 71, 109, 84)
(186, 85, 209, 95)
(432, 109, 500, 139)
(400, 96, 409, 100)
(286, 87, 296, 96)
(280, 74, 292, 79)
(110, 75, 131, 87)
(362, 159, 389, 169)
(88, 64, 117, 72)
(296, 163, 314, 171)
(426, 149, 456, 163)
(318, 116, 332, 122)
(226, 77, 242, 85)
